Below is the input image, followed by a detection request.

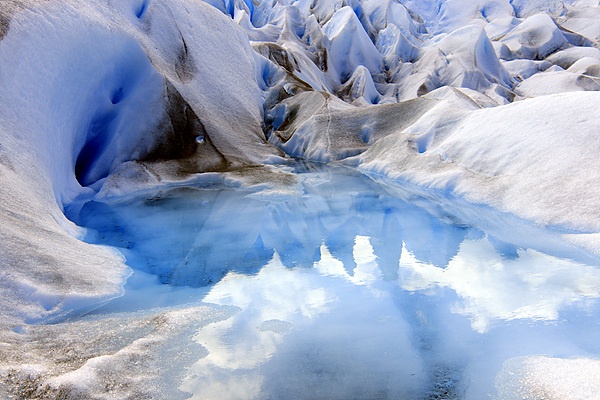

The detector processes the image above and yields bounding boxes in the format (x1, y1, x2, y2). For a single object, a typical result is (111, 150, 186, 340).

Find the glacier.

(1, 0, 600, 398)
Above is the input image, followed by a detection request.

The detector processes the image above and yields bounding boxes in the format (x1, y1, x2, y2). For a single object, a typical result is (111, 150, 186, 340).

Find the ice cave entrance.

(68, 162, 600, 399)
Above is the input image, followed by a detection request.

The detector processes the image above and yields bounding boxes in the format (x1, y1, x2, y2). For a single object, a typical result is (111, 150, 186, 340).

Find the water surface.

(71, 163, 600, 399)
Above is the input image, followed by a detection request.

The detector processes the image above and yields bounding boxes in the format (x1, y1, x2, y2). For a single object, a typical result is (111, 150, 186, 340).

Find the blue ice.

(69, 163, 600, 399)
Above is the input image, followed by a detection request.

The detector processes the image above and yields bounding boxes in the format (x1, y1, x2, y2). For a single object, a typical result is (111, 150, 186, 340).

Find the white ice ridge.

(358, 90, 600, 239)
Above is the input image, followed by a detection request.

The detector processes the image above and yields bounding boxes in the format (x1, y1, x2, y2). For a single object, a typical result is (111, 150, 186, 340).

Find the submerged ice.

(1, 0, 600, 398)
(53, 165, 600, 399)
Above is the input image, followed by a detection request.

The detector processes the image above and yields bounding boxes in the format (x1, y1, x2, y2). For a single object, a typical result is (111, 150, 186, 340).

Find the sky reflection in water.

(74, 164, 600, 399)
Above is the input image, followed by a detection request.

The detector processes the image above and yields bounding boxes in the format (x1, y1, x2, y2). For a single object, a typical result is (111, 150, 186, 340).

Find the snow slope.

(358, 91, 600, 252)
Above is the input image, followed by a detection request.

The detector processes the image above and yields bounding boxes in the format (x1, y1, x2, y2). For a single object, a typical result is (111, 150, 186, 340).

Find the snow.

(2, 0, 600, 398)
(338, 65, 382, 104)
(546, 46, 600, 68)
(0, 0, 281, 347)
(358, 91, 600, 247)
(515, 69, 600, 96)
(502, 58, 553, 80)
(485, 16, 521, 40)
(499, 12, 569, 60)
(392, 24, 513, 101)
(360, 0, 422, 43)
(560, 5, 600, 42)
(375, 22, 419, 68)
(322, 6, 384, 83)
(266, 91, 437, 161)
(567, 57, 600, 76)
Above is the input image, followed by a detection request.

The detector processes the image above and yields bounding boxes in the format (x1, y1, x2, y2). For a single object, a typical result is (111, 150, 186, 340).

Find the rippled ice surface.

(72, 163, 600, 399)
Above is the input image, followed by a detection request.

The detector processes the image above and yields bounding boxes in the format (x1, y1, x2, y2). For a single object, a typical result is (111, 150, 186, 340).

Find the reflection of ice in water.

(75, 164, 468, 288)
(182, 239, 424, 400)
(399, 238, 600, 333)
(72, 164, 600, 399)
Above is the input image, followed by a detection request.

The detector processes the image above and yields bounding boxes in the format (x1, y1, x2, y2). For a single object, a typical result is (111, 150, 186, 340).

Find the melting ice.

(63, 164, 600, 399)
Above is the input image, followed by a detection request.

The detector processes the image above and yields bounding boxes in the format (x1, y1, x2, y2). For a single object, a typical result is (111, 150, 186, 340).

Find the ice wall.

(0, 0, 280, 327)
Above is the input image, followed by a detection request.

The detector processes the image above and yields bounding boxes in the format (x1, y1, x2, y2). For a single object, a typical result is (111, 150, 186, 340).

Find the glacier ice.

(1, 0, 600, 398)
(358, 91, 600, 237)
(499, 12, 569, 60)
(6, 164, 600, 399)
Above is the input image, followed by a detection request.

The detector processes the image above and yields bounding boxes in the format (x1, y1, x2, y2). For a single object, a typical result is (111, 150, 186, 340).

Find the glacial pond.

(69, 162, 600, 399)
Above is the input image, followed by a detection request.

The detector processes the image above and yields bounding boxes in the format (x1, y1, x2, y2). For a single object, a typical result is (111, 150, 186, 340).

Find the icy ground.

(1, 0, 600, 398)
(6, 164, 600, 399)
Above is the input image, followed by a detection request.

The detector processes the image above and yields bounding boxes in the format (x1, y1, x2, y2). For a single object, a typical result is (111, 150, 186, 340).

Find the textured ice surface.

(357, 91, 600, 255)
(22, 164, 591, 400)
(2, 0, 600, 398)
(0, 0, 281, 327)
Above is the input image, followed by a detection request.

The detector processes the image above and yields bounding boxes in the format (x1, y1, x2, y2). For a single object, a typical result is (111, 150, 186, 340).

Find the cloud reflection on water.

(182, 240, 425, 399)
(72, 164, 600, 399)
(399, 237, 600, 333)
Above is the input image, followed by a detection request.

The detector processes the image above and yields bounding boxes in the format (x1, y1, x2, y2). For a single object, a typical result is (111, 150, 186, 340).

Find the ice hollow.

(0, 0, 281, 326)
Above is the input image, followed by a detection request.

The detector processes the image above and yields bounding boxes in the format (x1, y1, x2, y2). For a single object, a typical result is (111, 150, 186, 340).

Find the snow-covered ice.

(2, 0, 600, 398)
